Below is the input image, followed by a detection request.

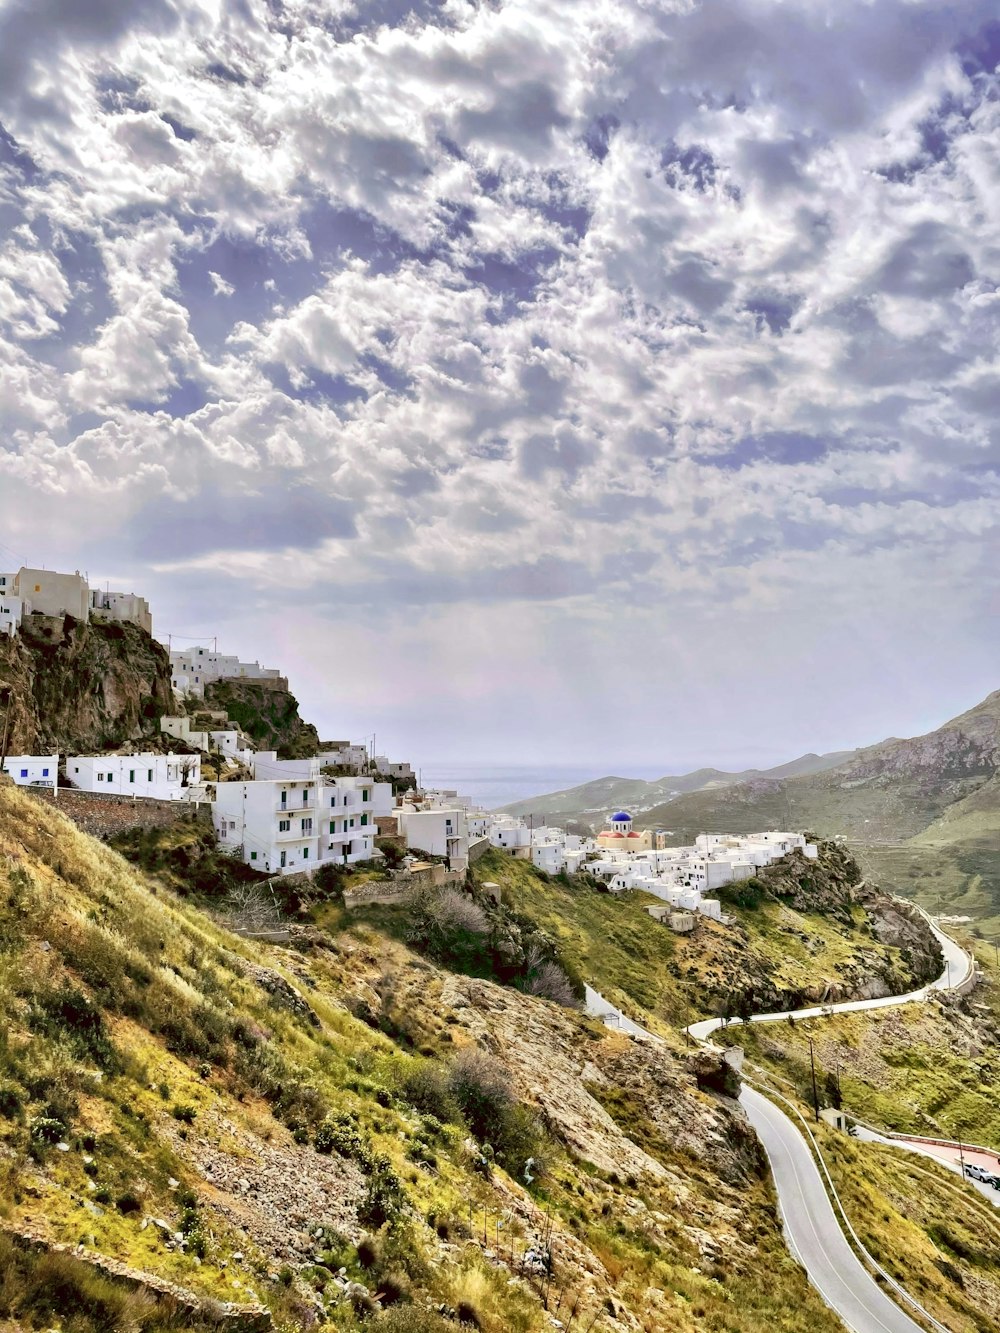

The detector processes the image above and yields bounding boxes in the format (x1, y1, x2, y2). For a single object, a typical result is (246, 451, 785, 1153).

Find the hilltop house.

(0, 568, 153, 635)
(169, 646, 283, 699)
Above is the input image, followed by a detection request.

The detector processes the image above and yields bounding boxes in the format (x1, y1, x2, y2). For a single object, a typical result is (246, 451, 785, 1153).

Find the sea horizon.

(416, 762, 672, 812)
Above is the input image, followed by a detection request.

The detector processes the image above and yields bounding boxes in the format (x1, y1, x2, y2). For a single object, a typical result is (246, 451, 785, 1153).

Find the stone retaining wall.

(26, 786, 209, 842)
(3, 1224, 271, 1331)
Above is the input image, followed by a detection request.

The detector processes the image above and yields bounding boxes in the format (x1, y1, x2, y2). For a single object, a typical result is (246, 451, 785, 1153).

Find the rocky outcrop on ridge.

(0, 614, 174, 755)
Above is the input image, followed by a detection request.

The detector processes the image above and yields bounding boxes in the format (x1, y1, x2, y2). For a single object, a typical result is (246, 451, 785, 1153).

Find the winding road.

(586, 908, 976, 1333)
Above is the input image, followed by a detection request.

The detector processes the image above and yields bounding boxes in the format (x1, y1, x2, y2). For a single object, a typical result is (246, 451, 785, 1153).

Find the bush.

(359, 1155, 407, 1229)
(171, 1103, 197, 1124)
(400, 1063, 460, 1122)
(522, 960, 579, 1008)
(26, 986, 119, 1072)
(0, 1084, 23, 1120)
(446, 1049, 544, 1180)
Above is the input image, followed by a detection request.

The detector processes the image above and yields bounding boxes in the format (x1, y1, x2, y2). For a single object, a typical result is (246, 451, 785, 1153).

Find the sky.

(0, 0, 998, 771)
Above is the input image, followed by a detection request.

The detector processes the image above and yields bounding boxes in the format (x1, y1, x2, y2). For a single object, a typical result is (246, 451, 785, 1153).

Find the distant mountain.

(499, 750, 855, 821)
(630, 689, 1000, 925)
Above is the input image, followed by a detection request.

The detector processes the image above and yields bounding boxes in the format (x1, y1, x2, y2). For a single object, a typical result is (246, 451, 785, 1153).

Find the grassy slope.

(469, 850, 933, 1029)
(0, 784, 849, 1333)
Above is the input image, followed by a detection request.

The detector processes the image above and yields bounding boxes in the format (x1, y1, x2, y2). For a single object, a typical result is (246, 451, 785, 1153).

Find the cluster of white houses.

(2, 568, 812, 908)
(1, 567, 152, 637)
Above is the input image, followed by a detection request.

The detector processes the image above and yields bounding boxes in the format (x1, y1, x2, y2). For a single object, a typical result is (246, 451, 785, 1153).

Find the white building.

(12, 568, 90, 621)
(2, 754, 58, 787)
(68, 753, 201, 800)
(373, 755, 414, 781)
(90, 588, 153, 636)
(213, 774, 382, 874)
(396, 807, 470, 868)
(169, 646, 283, 699)
(316, 744, 370, 774)
(0, 593, 30, 637)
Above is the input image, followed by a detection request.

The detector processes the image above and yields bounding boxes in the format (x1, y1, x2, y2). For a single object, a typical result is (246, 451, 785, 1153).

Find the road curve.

(587, 908, 974, 1332)
(742, 1086, 926, 1333)
(687, 910, 972, 1042)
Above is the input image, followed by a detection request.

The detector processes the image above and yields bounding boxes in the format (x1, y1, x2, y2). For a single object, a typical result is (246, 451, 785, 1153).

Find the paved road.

(742, 1087, 926, 1333)
(854, 1123, 1000, 1208)
(586, 908, 974, 1332)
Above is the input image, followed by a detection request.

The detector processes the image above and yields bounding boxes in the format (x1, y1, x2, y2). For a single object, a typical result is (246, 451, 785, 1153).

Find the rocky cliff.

(203, 679, 320, 758)
(0, 615, 174, 755)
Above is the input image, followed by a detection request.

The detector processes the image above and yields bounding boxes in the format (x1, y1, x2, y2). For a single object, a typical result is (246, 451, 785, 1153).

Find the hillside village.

(2, 565, 814, 928)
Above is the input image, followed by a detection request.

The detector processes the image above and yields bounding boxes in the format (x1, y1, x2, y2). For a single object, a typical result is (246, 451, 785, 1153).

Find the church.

(596, 811, 653, 851)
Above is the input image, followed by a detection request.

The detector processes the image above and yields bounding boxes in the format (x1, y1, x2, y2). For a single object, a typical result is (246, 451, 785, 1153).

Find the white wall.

(69, 753, 200, 800)
(15, 568, 90, 621)
(2, 755, 58, 786)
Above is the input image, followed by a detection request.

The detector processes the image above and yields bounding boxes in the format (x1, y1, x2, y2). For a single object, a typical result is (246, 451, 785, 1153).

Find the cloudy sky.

(1, 0, 998, 770)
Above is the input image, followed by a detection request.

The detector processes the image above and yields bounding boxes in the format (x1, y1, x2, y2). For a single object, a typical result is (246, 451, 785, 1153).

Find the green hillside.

(0, 780, 853, 1333)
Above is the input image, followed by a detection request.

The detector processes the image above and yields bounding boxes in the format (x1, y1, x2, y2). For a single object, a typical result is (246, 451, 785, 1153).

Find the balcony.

(276, 798, 315, 815)
(276, 821, 317, 840)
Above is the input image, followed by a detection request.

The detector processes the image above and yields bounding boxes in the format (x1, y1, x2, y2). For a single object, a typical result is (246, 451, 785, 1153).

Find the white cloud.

(0, 0, 998, 761)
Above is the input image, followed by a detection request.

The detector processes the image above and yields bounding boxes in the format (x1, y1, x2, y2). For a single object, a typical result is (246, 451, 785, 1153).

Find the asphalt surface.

(587, 906, 975, 1331)
(742, 1087, 927, 1333)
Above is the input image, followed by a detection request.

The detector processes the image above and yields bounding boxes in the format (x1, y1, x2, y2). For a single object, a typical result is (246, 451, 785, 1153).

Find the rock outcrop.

(203, 679, 319, 759)
(0, 614, 173, 754)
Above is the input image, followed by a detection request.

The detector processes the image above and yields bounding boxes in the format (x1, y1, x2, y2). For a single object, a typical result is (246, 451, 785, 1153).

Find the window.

(147, 769, 153, 782)
(129, 770, 135, 783)
(360, 813, 368, 826)
(250, 851, 257, 861)
(302, 818, 312, 833)
(19, 769, 27, 778)
(42, 768, 48, 777)
(350, 817, 355, 828)
(362, 789, 370, 801)
(302, 847, 309, 860)
(330, 795, 336, 807)
(278, 819, 290, 832)
(280, 851, 286, 868)
(329, 821, 336, 835)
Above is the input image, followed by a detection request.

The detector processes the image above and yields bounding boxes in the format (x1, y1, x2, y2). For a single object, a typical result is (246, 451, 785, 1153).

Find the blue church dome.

(610, 811, 632, 822)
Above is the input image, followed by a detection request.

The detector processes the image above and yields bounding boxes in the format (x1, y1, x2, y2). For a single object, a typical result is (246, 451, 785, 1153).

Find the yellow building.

(596, 811, 652, 851)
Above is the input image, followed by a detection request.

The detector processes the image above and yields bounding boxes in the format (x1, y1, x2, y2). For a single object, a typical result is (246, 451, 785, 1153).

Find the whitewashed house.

(396, 807, 470, 867)
(68, 753, 201, 800)
(169, 646, 282, 699)
(90, 588, 152, 635)
(212, 774, 380, 874)
(2, 755, 58, 787)
(13, 568, 90, 621)
(0, 593, 30, 637)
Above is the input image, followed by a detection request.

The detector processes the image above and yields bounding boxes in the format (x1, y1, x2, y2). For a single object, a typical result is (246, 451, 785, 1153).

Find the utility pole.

(808, 1036, 820, 1123)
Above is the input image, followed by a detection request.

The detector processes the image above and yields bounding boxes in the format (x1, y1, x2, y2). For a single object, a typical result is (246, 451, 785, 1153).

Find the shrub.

(115, 1190, 142, 1215)
(0, 1084, 23, 1120)
(171, 1103, 197, 1124)
(359, 1155, 407, 1229)
(26, 986, 119, 1072)
(400, 1063, 460, 1122)
(29, 1115, 66, 1145)
(522, 960, 579, 1008)
(445, 1048, 544, 1180)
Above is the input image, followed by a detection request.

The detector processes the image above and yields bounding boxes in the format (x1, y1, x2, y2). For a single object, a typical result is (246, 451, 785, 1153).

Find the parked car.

(964, 1163, 992, 1183)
